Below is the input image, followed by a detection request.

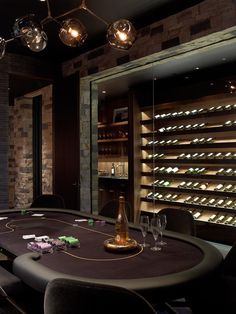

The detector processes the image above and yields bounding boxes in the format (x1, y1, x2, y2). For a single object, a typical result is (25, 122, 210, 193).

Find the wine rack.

(140, 93, 236, 244)
(98, 120, 130, 215)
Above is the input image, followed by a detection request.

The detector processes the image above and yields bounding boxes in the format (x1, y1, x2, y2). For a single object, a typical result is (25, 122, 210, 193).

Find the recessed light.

(195, 67, 200, 70)
(102, 90, 106, 94)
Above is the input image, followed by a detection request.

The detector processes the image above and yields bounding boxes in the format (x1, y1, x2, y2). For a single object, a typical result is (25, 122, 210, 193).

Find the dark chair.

(30, 194, 65, 209)
(44, 278, 156, 314)
(218, 243, 236, 314)
(187, 243, 236, 314)
(0, 265, 25, 313)
(158, 208, 196, 236)
(99, 199, 131, 221)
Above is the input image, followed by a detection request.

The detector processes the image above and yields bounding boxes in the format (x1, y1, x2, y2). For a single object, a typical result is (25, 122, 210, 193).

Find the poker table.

(0, 208, 222, 303)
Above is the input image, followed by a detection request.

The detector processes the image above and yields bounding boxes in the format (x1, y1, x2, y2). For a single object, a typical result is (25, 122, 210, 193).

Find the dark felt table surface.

(0, 211, 203, 279)
(0, 209, 223, 301)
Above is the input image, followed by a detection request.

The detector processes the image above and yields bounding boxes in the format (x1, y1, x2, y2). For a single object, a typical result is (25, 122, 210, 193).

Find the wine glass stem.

(143, 236, 146, 246)
(155, 238, 158, 249)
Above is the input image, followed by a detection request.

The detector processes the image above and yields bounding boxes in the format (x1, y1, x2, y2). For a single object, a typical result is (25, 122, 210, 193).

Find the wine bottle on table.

(114, 196, 129, 245)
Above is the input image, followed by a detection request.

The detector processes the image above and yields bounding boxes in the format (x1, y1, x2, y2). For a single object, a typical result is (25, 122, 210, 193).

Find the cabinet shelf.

(98, 121, 128, 128)
(141, 126, 236, 137)
(141, 184, 236, 198)
(140, 108, 236, 125)
(141, 142, 236, 150)
(98, 138, 128, 143)
(140, 197, 236, 215)
(141, 172, 236, 181)
(141, 159, 236, 165)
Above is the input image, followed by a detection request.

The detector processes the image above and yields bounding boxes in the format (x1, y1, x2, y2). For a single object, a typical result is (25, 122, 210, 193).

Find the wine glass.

(158, 214, 167, 246)
(139, 215, 150, 248)
(150, 217, 161, 251)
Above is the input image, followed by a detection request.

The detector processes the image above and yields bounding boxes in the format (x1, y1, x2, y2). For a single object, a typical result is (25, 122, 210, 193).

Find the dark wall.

(54, 73, 80, 210)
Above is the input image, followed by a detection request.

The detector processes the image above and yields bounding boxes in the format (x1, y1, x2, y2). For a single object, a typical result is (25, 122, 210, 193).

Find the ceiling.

(1, 0, 203, 62)
(97, 39, 236, 98)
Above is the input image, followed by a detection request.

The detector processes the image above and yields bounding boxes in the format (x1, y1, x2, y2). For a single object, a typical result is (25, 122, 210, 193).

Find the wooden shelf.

(141, 126, 236, 137)
(98, 121, 128, 128)
(140, 108, 236, 125)
(140, 197, 236, 215)
(98, 138, 128, 143)
(141, 142, 236, 150)
(141, 158, 236, 165)
(140, 184, 236, 197)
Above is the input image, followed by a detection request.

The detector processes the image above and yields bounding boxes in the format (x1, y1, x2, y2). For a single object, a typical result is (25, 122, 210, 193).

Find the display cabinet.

(97, 97, 131, 215)
(140, 93, 236, 244)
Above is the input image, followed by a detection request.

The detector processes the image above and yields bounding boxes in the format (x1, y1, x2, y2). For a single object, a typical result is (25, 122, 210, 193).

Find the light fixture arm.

(50, 0, 108, 26)
(41, 0, 61, 26)
(79, 0, 108, 26)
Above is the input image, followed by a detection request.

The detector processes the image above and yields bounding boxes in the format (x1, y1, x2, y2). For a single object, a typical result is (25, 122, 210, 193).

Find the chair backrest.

(209, 243, 236, 314)
(30, 194, 65, 209)
(221, 243, 236, 276)
(44, 278, 156, 314)
(99, 199, 131, 221)
(158, 207, 196, 236)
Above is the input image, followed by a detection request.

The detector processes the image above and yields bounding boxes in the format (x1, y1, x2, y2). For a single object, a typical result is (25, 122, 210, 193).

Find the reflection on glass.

(0, 37, 6, 59)
(139, 215, 150, 248)
(150, 217, 161, 252)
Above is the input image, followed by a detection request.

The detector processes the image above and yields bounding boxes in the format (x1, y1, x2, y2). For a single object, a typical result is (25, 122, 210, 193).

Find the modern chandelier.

(0, 0, 136, 59)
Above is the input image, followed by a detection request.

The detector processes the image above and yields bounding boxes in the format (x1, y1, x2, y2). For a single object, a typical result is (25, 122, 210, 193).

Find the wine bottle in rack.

(224, 184, 234, 192)
(199, 183, 208, 190)
(178, 181, 187, 188)
(208, 198, 217, 206)
(215, 199, 225, 207)
(199, 197, 209, 205)
(224, 216, 234, 224)
(224, 199, 234, 208)
(215, 215, 226, 224)
(214, 183, 224, 191)
(184, 196, 193, 203)
(193, 211, 202, 219)
(208, 214, 217, 222)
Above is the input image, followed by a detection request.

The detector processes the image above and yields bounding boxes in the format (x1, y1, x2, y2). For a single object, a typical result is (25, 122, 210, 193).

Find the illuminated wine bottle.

(208, 214, 217, 222)
(215, 215, 226, 223)
(224, 216, 234, 224)
(114, 196, 129, 245)
(193, 211, 202, 219)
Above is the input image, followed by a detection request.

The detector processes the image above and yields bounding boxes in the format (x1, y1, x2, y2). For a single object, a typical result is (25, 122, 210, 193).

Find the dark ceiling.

(2, 0, 203, 62)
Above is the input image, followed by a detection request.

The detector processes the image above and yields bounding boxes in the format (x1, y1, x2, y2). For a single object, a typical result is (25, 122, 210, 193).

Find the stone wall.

(8, 85, 53, 209)
(62, 0, 236, 78)
(0, 71, 9, 209)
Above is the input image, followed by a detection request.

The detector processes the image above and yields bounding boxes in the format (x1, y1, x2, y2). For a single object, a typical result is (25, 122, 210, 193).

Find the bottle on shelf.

(111, 163, 115, 176)
(208, 214, 217, 222)
(193, 211, 202, 219)
(224, 216, 234, 224)
(215, 215, 226, 224)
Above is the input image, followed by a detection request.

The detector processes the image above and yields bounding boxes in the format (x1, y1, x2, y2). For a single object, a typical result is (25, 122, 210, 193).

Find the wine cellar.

(140, 93, 236, 244)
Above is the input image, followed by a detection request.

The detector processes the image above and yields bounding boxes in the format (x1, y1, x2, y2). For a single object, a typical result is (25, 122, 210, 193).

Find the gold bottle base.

(104, 238, 138, 252)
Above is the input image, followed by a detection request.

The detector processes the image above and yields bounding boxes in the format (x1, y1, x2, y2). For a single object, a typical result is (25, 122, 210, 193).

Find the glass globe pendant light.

(107, 19, 136, 50)
(13, 14, 47, 52)
(59, 18, 87, 47)
(0, 0, 137, 61)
